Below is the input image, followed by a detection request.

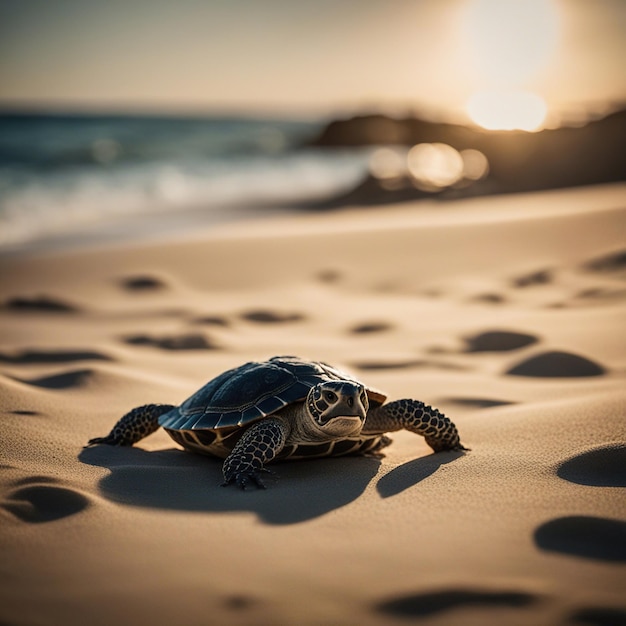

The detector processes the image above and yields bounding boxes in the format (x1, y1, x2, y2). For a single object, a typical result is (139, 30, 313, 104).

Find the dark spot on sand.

(534, 516, 626, 562)
(9, 410, 41, 416)
(569, 606, 626, 626)
(350, 322, 392, 334)
(317, 269, 341, 283)
(584, 249, 626, 275)
(2, 295, 79, 313)
(470, 293, 507, 304)
(123, 333, 218, 350)
(240, 310, 305, 323)
(512, 269, 553, 287)
(3, 484, 89, 523)
(577, 287, 611, 299)
(463, 330, 538, 353)
(223, 595, 258, 611)
(191, 315, 230, 326)
(441, 397, 515, 409)
(353, 359, 424, 371)
(557, 445, 626, 487)
(506, 350, 606, 377)
(425, 345, 448, 355)
(119, 275, 167, 290)
(420, 288, 443, 298)
(376, 588, 537, 618)
(0, 349, 112, 364)
(14, 368, 93, 389)
(354, 359, 467, 372)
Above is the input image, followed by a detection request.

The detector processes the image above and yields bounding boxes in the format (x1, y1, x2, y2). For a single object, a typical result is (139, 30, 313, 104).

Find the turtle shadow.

(79, 446, 380, 525)
(376, 450, 466, 498)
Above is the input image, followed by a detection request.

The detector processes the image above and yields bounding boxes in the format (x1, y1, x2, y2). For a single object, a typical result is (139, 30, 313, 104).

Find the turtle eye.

(324, 391, 338, 403)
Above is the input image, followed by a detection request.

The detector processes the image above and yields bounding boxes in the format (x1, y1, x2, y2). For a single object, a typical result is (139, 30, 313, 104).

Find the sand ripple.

(13, 368, 94, 389)
(122, 333, 218, 350)
(0, 349, 112, 364)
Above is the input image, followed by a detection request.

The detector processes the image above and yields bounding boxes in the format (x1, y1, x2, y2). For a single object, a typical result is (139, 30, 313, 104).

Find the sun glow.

(462, 0, 559, 131)
(467, 90, 548, 131)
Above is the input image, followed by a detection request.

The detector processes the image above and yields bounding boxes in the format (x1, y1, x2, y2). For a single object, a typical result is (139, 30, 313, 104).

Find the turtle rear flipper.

(86, 404, 176, 447)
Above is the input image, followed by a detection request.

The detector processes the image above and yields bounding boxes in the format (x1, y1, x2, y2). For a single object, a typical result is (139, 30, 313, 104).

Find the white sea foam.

(0, 113, 372, 248)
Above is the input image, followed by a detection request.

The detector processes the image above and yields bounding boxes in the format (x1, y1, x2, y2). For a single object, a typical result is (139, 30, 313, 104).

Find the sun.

(462, 0, 559, 131)
(467, 90, 548, 131)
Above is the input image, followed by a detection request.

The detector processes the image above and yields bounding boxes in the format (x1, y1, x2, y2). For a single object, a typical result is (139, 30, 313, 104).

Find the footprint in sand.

(505, 350, 606, 377)
(0, 349, 112, 364)
(222, 595, 260, 612)
(351, 359, 424, 371)
(190, 314, 230, 327)
(349, 321, 393, 334)
(122, 333, 219, 350)
(469, 293, 507, 304)
(2, 295, 80, 313)
(375, 588, 537, 618)
(512, 269, 553, 288)
(534, 516, 626, 562)
(3, 477, 90, 523)
(353, 359, 467, 372)
(118, 274, 168, 291)
(240, 310, 305, 323)
(557, 445, 626, 487)
(568, 606, 626, 626)
(583, 249, 626, 276)
(462, 330, 539, 353)
(316, 269, 342, 284)
(11, 368, 94, 390)
(440, 397, 515, 409)
(549, 285, 626, 309)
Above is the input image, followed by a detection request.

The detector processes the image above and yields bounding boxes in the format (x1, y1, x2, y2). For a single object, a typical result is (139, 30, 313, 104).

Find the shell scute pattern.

(159, 356, 382, 432)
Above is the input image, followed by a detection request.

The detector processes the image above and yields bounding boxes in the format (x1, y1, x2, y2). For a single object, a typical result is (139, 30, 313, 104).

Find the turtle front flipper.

(86, 404, 176, 447)
(222, 417, 289, 489)
(364, 399, 468, 453)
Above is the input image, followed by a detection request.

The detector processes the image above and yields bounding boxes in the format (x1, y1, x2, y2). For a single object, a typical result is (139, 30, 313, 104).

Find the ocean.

(0, 112, 372, 250)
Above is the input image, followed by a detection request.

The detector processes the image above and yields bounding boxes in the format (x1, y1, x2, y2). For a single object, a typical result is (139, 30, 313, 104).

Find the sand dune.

(1, 184, 625, 626)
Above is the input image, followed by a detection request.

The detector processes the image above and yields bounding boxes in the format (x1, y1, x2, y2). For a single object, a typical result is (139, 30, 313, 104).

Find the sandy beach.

(1, 183, 625, 626)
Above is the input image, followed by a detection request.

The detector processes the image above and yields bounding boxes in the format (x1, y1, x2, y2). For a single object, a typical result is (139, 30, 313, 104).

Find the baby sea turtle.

(87, 355, 467, 488)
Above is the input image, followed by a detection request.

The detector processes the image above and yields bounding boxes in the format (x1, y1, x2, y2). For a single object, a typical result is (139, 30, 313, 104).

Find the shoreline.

(2, 182, 624, 261)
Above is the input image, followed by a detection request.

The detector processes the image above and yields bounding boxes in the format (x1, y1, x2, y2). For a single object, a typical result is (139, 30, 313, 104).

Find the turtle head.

(305, 380, 369, 437)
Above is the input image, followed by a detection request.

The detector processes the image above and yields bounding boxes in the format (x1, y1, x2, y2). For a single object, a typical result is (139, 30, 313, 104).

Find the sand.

(1, 184, 625, 626)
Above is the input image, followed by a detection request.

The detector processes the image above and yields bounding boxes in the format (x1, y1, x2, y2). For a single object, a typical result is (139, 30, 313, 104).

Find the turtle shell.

(159, 355, 386, 431)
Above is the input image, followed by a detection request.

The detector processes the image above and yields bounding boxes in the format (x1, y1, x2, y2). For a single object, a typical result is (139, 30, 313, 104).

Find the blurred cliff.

(306, 107, 626, 206)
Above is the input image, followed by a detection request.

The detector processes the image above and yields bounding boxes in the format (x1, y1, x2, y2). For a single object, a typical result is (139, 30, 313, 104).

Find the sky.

(1, 0, 625, 124)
